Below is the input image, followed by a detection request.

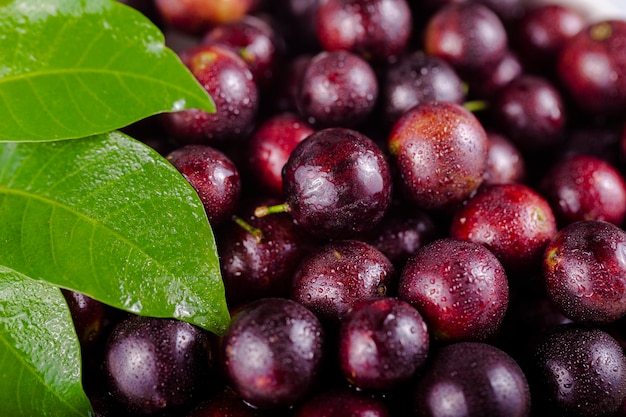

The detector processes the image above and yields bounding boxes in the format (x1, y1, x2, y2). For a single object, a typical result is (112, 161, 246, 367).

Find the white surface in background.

(525, 0, 626, 22)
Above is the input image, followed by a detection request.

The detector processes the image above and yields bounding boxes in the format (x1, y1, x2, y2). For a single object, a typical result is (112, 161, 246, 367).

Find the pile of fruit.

(74, 0, 626, 416)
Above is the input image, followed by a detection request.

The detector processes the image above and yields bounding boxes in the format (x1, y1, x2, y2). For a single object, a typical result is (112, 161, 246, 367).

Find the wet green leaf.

(0, 267, 93, 417)
(0, 131, 230, 335)
(0, 0, 214, 142)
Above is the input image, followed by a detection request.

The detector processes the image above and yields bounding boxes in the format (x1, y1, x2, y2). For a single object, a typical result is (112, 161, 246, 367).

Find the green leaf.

(0, 0, 214, 142)
(0, 131, 230, 335)
(0, 267, 93, 417)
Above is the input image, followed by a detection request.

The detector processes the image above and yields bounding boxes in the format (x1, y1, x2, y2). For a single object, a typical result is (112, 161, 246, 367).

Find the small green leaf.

(0, 0, 214, 142)
(0, 267, 93, 417)
(0, 131, 230, 335)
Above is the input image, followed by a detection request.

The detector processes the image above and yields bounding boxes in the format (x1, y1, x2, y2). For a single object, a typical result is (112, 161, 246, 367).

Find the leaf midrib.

(0, 185, 174, 291)
(0, 67, 210, 107)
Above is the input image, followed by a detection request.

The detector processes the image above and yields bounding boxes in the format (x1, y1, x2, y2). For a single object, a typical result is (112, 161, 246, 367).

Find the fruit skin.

(293, 387, 391, 417)
(542, 220, 626, 324)
(450, 183, 557, 273)
(413, 342, 531, 417)
(491, 75, 566, 152)
(380, 51, 466, 126)
(166, 144, 241, 227)
(221, 297, 325, 410)
(154, 0, 258, 34)
(388, 101, 488, 211)
(314, 0, 413, 63)
(103, 315, 215, 415)
(290, 240, 394, 326)
(557, 20, 626, 117)
(337, 297, 430, 391)
(283, 127, 393, 239)
(160, 44, 259, 146)
(201, 15, 285, 90)
(244, 112, 315, 197)
(423, 2, 508, 76)
(538, 154, 626, 227)
(483, 132, 526, 185)
(216, 197, 316, 305)
(532, 324, 626, 417)
(296, 50, 379, 128)
(398, 238, 509, 342)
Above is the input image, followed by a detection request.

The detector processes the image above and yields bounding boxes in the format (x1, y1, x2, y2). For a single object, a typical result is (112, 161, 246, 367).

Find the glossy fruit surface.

(244, 112, 315, 196)
(222, 297, 325, 410)
(103, 315, 214, 415)
(450, 183, 557, 272)
(380, 51, 465, 125)
(538, 154, 626, 227)
(413, 342, 531, 417)
(388, 101, 488, 211)
(166, 144, 241, 226)
(296, 50, 378, 128)
(398, 238, 509, 342)
(294, 387, 391, 417)
(338, 297, 430, 391)
(532, 324, 626, 416)
(424, 3, 508, 75)
(291, 240, 394, 325)
(543, 220, 626, 324)
(557, 19, 626, 116)
(161, 44, 259, 145)
(282, 127, 393, 238)
(315, 0, 412, 63)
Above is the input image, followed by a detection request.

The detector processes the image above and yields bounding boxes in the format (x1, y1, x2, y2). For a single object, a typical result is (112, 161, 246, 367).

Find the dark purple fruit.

(290, 239, 394, 325)
(543, 220, 626, 324)
(491, 74, 566, 152)
(380, 51, 466, 125)
(413, 342, 531, 417)
(293, 387, 391, 417)
(388, 101, 489, 211)
(338, 297, 430, 391)
(166, 144, 241, 227)
(515, 3, 586, 73)
(538, 154, 626, 227)
(217, 197, 315, 305)
(362, 201, 437, 268)
(398, 238, 509, 342)
(296, 50, 378, 128)
(424, 3, 508, 76)
(280, 127, 393, 239)
(186, 387, 262, 417)
(62, 289, 108, 349)
(103, 315, 214, 415)
(160, 44, 259, 146)
(532, 324, 626, 416)
(221, 297, 325, 410)
(314, 0, 413, 63)
(483, 132, 526, 185)
(450, 183, 557, 272)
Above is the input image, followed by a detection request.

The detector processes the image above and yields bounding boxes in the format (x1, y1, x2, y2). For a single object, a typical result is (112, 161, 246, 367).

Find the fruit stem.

(232, 215, 264, 242)
(464, 100, 488, 113)
(254, 203, 290, 217)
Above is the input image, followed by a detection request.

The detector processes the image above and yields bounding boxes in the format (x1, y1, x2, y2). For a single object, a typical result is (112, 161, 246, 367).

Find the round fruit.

(388, 101, 488, 211)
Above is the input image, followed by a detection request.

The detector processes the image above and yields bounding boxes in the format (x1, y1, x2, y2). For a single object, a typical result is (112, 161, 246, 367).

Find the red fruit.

(388, 101, 488, 211)
(450, 183, 557, 272)
(543, 220, 626, 324)
(398, 238, 509, 342)
(538, 154, 626, 227)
